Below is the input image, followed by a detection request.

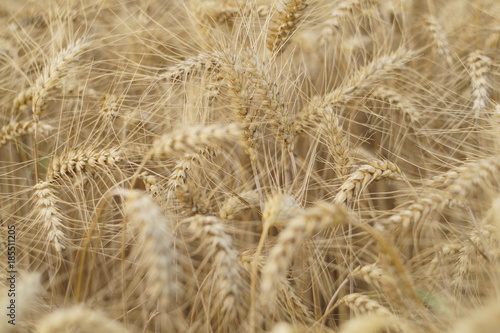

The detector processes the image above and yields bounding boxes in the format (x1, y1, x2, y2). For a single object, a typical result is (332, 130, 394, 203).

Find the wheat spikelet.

(334, 159, 404, 206)
(138, 172, 160, 196)
(35, 306, 130, 333)
(46, 147, 122, 183)
(151, 124, 241, 158)
(260, 202, 348, 307)
(467, 51, 492, 120)
(31, 37, 89, 119)
(184, 215, 244, 330)
(267, 0, 308, 53)
(33, 181, 68, 253)
(0, 120, 52, 148)
(98, 94, 120, 120)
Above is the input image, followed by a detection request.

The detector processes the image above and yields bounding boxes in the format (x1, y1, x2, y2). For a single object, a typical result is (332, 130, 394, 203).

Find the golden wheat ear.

(267, 0, 308, 54)
(34, 306, 131, 333)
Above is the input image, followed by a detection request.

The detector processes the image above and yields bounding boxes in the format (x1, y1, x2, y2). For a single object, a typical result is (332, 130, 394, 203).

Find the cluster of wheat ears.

(1, 0, 500, 332)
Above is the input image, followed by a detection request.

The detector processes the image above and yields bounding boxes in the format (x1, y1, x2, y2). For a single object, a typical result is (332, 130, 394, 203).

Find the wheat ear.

(262, 193, 302, 229)
(31, 37, 89, 119)
(467, 51, 492, 120)
(33, 181, 68, 253)
(453, 224, 498, 290)
(151, 124, 241, 158)
(321, 109, 353, 178)
(185, 215, 244, 329)
(260, 202, 348, 307)
(378, 190, 449, 230)
(35, 306, 130, 333)
(267, 0, 308, 54)
(160, 52, 221, 82)
(423, 15, 453, 66)
(334, 159, 404, 206)
(426, 156, 500, 198)
(46, 147, 122, 183)
(340, 293, 393, 317)
(123, 190, 179, 310)
(352, 263, 397, 294)
(167, 147, 218, 214)
(338, 314, 406, 333)
(297, 48, 414, 133)
(448, 301, 500, 333)
(0, 120, 52, 149)
(220, 189, 261, 220)
(321, 0, 379, 42)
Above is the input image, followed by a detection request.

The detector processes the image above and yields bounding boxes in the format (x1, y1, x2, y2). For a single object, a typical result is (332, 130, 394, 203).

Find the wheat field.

(1, 0, 500, 332)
